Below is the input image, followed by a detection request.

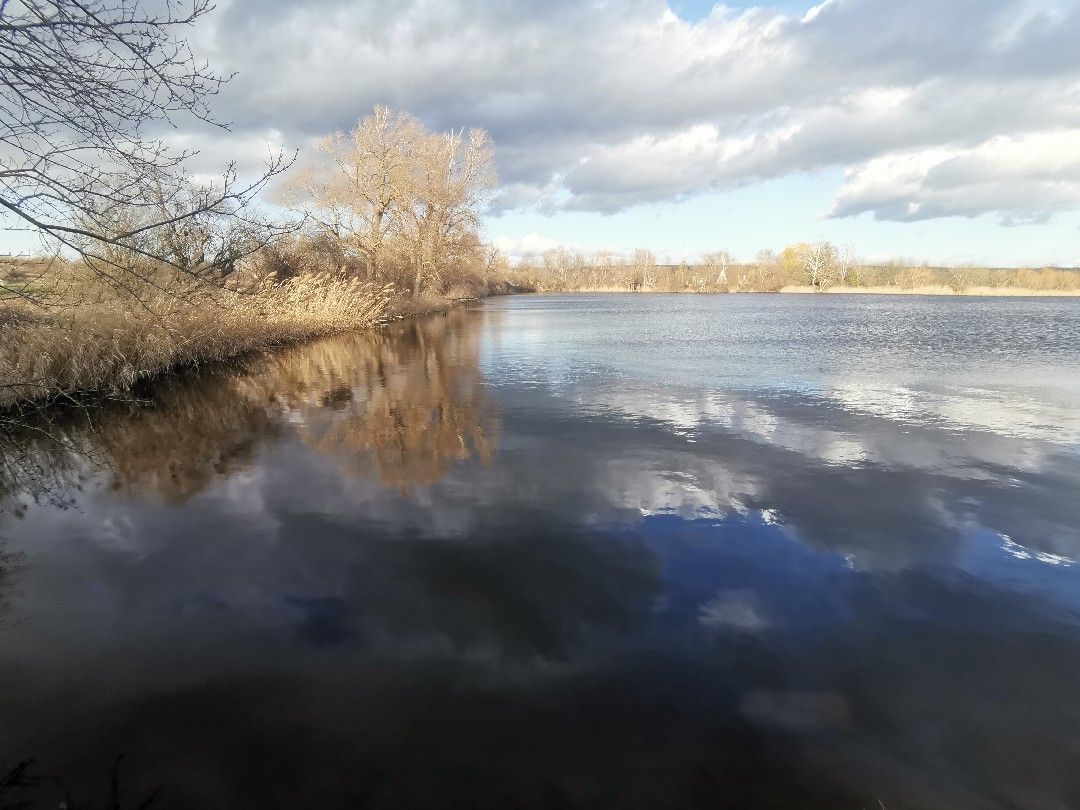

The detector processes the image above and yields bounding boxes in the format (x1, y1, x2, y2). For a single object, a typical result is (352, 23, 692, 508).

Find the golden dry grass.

(0, 267, 390, 408)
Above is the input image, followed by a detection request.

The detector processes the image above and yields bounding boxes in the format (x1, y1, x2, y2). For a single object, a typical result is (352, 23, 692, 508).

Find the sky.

(5, 0, 1080, 265)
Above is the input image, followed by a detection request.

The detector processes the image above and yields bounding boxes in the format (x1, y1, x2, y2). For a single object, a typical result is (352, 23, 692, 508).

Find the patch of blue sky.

(668, 0, 818, 23)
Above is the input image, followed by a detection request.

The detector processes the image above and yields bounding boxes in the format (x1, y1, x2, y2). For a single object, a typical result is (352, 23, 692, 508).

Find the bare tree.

(834, 243, 857, 287)
(280, 107, 423, 280)
(703, 251, 731, 288)
(282, 106, 495, 294)
(948, 263, 983, 293)
(800, 241, 836, 290)
(630, 249, 656, 290)
(404, 127, 496, 293)
(0, 0, 291, 295)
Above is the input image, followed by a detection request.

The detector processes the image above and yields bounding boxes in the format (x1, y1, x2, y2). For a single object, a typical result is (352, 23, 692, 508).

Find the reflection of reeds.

(0, 538, 24, 626)
(0, 308, 498, 506)
(0, 760, 36, 808)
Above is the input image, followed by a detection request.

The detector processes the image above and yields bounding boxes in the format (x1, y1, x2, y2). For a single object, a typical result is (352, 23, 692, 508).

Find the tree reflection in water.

(0, 308, 499, 507)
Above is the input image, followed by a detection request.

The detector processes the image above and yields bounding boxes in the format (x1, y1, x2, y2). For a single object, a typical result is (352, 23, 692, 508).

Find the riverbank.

(0, 273, 514, 411)
(516, 285, 1080, 297)
(778, 285, 1080, 296)
(5, 273, 1077, 412)
(0, 279, 375, 410)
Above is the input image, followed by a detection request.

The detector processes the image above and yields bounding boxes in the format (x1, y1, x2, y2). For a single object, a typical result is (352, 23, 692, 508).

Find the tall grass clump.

(0, 264, 389, 409)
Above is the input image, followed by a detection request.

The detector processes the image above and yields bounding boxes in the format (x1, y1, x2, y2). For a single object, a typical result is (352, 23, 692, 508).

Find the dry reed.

(0, 268, 390, 408)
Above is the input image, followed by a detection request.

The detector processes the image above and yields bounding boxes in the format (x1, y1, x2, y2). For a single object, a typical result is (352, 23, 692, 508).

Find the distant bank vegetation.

(510, 244, 1080, 295)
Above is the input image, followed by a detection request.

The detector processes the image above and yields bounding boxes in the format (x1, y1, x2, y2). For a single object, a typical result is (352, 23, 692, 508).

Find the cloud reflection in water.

(1, 295, 1079, 808)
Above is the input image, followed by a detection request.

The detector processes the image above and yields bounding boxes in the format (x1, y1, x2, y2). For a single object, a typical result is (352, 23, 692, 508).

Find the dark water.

(2, 293, 1080, 809)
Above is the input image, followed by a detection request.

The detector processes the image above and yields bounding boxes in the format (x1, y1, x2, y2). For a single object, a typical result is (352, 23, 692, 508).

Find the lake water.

(2, 293, 1080, 808)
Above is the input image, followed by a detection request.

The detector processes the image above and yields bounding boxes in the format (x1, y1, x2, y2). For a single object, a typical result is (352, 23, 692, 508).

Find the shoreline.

(0, 290, 492, 415)
(519, 285, 1080, 297)
(779, 285, 1080, 297)
(3, 283, 1077, 415)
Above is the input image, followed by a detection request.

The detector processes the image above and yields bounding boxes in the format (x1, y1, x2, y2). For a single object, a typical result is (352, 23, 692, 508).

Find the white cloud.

(159, 128, 292, 185)
(830, 130, 1080, 224)
(491, 233, 571, 259)
(698, 589, 771, 633)
(181, 0, 1080, 222)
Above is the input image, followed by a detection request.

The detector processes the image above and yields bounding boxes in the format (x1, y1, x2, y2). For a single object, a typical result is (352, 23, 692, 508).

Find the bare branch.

(0, 0, 293, 279)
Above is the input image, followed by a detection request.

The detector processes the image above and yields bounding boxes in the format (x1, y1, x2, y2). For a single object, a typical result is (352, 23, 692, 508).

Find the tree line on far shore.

(509, 244, 1080, 294)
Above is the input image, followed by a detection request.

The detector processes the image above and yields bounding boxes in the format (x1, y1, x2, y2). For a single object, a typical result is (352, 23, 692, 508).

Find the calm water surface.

(2, 294, 1080, 808)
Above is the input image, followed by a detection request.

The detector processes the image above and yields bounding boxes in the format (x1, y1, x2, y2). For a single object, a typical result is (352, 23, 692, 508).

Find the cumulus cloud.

(183, 0, 1080, 221)
(830, 130, 1080, 224)
(490, 233, 589, 261)
(698, 589, 771, 633)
